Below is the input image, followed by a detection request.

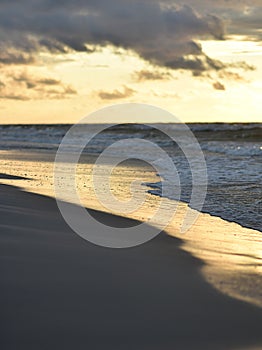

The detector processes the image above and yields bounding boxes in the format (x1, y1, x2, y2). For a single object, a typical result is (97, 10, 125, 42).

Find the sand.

(1, 181, 262, 350)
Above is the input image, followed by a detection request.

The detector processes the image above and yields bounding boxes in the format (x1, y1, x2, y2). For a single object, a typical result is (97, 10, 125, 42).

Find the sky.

(0, 0, 261, 124)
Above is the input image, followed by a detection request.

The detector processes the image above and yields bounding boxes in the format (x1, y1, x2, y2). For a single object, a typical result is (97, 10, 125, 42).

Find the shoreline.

(0, 148, 261, 308)
(1, 182, 262, 349)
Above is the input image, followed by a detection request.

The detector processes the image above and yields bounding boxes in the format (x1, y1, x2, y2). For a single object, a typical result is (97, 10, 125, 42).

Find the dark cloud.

(178, 1, 262, 40)
(0, 1, 226, 73)
(39, 38, 68, 53)
(0, 0, 258, 75)
(0, 51, 35, 65)
(97, 86, 135, 100)
(225, 6, 262, 40)
(213, 81, 226, 90)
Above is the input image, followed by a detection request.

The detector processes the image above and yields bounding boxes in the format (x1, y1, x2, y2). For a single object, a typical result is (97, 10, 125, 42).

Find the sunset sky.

(0, 0, 261, 123)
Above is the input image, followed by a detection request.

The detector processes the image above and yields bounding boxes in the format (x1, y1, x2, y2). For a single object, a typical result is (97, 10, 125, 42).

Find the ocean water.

(0, 123, 261, 232)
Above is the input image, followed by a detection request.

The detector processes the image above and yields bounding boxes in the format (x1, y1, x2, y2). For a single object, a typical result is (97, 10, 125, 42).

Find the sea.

(0, 123, 261, 232)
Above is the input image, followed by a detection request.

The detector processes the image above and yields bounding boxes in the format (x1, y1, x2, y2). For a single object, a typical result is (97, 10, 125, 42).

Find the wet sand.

(1, 182, 262, 350)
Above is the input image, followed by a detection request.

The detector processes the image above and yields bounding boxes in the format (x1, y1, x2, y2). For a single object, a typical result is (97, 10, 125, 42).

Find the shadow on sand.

(0, 173, 32, 180)
(0, 183, 262, 350)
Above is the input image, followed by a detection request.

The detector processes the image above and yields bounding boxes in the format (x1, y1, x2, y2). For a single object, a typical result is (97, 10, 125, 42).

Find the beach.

(1, 0, 262, 347)
(1, 143, 262, 349)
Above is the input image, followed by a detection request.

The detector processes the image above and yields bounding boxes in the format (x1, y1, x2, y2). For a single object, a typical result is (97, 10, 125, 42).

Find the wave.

(201, 141, 262, 157)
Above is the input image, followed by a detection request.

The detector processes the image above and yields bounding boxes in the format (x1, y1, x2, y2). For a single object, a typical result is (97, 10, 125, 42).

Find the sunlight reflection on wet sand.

(1, 149, 261, 308)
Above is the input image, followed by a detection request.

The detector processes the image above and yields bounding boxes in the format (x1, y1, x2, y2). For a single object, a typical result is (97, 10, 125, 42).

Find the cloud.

(166, 54, 221, 72)
(97, 86, 136, 100)
(0, 0, 258, 76)
(218, 71, 246, 82)
(151, 90, 180, 99)
(228, 61, 255, 71)
(226, 6, 262, 40)
(14, 72, 75, 89)
(0, 71, 77, 101)
(63, 86, 77, 95)
(0, 79, 31, 100)
(0, 51, 35, 65)
(178, 1, 262, 40)
(0, 93, 30, 101)
(213, 81, 226, 90)
(134, 69, 172, 81)
(38, 78, 61, 85)
(0, 1, 226, 73)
